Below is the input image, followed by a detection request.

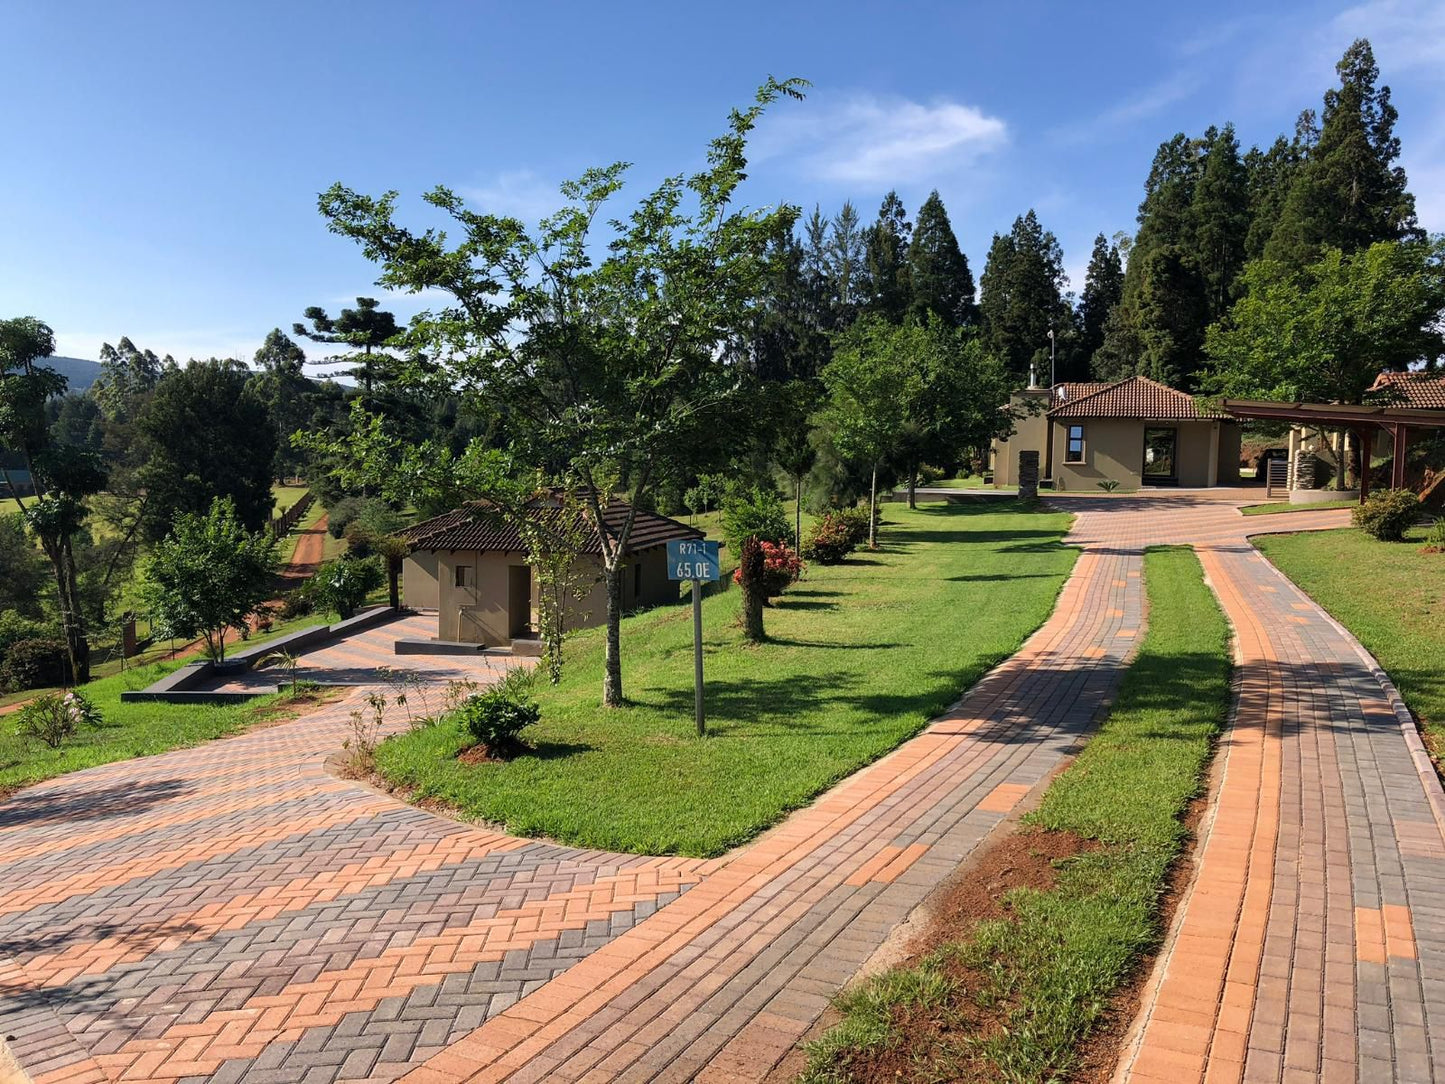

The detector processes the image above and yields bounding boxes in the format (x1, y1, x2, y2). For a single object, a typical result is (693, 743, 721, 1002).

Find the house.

(992, 375, 1241, 491)
(400, 496, 702, 647)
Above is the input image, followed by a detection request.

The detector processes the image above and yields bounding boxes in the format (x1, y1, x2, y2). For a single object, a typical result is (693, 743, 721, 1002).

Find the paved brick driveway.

(1, 493, 1435, 1083)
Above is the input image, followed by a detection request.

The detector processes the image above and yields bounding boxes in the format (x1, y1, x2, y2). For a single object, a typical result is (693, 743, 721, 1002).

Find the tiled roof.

(1051, 382, 1111, 406)
(1368, 371, 1445, 410)
(402, 497, 703, 555)
(1048, 375, 1229, 420)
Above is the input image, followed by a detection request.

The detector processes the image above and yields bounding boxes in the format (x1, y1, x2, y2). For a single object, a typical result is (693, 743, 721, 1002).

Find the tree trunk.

(794, 478, 803, 551)
(43, 535, 90, 686)
(602, 560, 624, 706)
(388, 555, 401, 609)
(740, 538, 765, 643)
(868, 466, 878, 549)
(907, 465, 917, 510)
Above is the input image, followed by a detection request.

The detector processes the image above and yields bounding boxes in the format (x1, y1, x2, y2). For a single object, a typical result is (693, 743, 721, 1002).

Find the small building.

(993, 375, 1241, 491)
(400, 496, 702, 647)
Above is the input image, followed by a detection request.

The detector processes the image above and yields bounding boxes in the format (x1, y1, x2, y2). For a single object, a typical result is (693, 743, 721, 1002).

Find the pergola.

(1222, 398, 1445, 500)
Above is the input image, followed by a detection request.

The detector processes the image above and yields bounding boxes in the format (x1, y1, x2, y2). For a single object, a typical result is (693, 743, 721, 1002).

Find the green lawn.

(921, 476, 987, 490)
(272, 484, 311, 514)
(1241, 499, 1358, 515)
(0, 662, 292, 795)
(1256, 525, 1444, 746)
(803, 547, 1232, 1084)
(375, 501, 1077, 857)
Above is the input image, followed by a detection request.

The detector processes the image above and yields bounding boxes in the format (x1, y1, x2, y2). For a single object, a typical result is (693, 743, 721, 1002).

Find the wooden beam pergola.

(1221, 399, 1445, 498)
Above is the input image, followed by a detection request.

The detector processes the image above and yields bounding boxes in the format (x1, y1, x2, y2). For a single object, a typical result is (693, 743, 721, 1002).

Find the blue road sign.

(666, 539, 720, 582)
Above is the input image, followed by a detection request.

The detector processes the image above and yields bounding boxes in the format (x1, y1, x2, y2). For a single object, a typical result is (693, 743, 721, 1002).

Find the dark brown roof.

(1048, 375, 1229, 420)
(1369, 371, 1445, 410)
(402, 497, 703, 555)
(1051, 382, 1110, 406)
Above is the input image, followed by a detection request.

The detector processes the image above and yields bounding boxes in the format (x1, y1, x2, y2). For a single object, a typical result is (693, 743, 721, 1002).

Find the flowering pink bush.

(733, 540, 805, 599)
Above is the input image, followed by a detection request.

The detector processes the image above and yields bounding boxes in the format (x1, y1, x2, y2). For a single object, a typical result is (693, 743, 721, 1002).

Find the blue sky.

(3, 0, 1442, 366)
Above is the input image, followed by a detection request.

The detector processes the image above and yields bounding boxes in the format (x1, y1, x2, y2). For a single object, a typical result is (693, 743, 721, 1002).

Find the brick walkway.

(2, 493, 1434, 1083)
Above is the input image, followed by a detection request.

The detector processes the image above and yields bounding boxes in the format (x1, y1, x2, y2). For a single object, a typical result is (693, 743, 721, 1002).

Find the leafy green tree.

(907, 191, 976, 327)
(1202, 240, 1445, 484)
(817, 317, 920, 546)
(771, 381, 819, 548)
(308, 78, 806, 707)
(1192, 124, 1251, 320)
(829, 201, 867, 326)
(979, 210, 1073, 382)
(93, 337, 168, 422)
(144, 497, 277, 661)
(136, 360, 277, 541)
(1133, 245, 1210, 389)
(1078, 233, 1124, 365)
(1266, 39, 1421, 267)
(0, 512, 48, 618)
(1244, 124, 1312, 261)
(862, 191, 912, 322)
(293, 297, 402, 401)
(0, 317, 105, 683)
(248, 328, 312, 481)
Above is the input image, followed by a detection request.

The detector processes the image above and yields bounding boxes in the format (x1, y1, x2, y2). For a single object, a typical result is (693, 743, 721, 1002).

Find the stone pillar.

(1018, 450, 1040, 499)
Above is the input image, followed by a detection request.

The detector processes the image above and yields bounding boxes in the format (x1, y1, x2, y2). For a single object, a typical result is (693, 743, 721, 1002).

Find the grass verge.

(374, 501, 1076, 857)
(801, 545, 1232, 1084)
(1240, 499, 1357, 516)
(0, 662, 306, 796)
(1256, 524, 1444, 748)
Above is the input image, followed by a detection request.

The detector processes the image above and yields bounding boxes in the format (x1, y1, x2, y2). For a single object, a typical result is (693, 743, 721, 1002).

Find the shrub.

(0, 612, 53, 667)
(732, 540, 804, 599)
(14, 690, 100, 748)
(278, 587, 313, 619)
(452, 669, 540, 755)
(721, 485, 791, 555)
(0, 638, 70, 692)
(1423, 518, 1445, 554)
(1352, 488, 1421, 542)
(326, 497, 365, 539)
(832, 506, 872, 548)
(311, 556, 385, 618)
(802, 513, 858, 565)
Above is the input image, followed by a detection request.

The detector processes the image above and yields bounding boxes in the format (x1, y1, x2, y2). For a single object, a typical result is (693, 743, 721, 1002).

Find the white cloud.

(1331, 0, 1445, 74)
(1051, 71, 1202, 147)
(459, 169, 563, 222)
(754, 93, 1007, 185)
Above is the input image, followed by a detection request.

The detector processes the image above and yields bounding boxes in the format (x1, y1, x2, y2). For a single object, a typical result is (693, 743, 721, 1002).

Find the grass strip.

(1240, 499, 1357, 516)
(374, 501, 1075, 857)
(802, 545, 1232, 1084)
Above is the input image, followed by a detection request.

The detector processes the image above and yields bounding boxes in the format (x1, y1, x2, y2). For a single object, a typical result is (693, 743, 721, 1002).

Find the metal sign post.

(666, 539, 720, 736)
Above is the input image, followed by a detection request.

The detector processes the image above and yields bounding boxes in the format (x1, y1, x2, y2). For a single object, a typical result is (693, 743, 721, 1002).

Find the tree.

(1078, 233, 1124, 365)
(771, 382, 819, 549)
(0, 317, 105, 683)
(93, 337, 168, 422)
(907, 191, 977, 326)
(1133, 245, 1210, 389)
(249, 328, 312, 481)
(1192, 124, 1251, 321)
(145, 498, 277, 661)
(1202, 240, 1445, 483)
(1266, 39, 1421, 268)
(293, 297, 402, 401)
(1244, 127, 1310, 262)
(829, 201, 867, 326)
(136, 360, 277, 540)
(817, 318, 920, 547)
(979, 210, 1073, 382)
(0, 512, 48, 618)
(311, 78, 807, 707)
(861, 191, 912, 322)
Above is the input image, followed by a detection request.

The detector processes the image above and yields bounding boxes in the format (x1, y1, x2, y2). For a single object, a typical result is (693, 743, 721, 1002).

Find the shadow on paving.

(0, 916, 203, 962)
(0, 778, 191, 829)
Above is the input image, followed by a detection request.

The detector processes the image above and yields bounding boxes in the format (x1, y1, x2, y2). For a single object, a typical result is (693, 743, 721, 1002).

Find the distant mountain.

(45, 356, 103, 392)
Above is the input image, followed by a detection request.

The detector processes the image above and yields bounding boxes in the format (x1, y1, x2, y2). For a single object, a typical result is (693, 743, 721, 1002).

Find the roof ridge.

(1048, 374, 1135, 413)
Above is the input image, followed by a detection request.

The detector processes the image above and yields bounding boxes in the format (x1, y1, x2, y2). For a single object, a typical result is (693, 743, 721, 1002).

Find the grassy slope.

(0, 662, 285, 794)
(272, 484, 311, 514)
(375, 501, 1077, 857)
(1256, 525, 1444, 742)
(803, 547, 1232, 1084)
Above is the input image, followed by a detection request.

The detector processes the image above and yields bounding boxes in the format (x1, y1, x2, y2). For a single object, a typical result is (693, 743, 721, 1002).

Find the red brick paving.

(5, 493, 1437, 1082)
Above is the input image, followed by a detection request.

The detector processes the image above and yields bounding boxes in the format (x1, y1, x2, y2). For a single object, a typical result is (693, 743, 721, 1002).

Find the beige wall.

(991, 388, 1053, 486)
(1051, 419, 1236, 491)
(425, 547, 680, 646)
(401, 551, 439, 610)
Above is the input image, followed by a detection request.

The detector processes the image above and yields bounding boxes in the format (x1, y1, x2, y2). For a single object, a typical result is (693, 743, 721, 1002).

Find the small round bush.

(831, 506, 872, 548)
(1352, 488, 1421, 542)
(14, 690, 100, 748)
(0, 638, 70, 692)
(732, 540, 805, 598)
(802, 513, 858, 565)
(452, 669, 540, 755)
(311, 557, 385, 618)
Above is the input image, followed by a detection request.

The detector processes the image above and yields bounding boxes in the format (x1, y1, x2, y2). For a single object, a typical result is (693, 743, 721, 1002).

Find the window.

(1065, 424, 1085, 463)
(454, 565, 469, 588)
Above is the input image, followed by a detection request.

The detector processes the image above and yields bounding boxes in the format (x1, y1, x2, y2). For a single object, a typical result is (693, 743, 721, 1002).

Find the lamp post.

(1047, 327, 1056, 386)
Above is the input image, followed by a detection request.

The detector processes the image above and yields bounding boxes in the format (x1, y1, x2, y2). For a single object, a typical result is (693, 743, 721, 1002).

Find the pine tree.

(1266, 38, 1421, 266)
(1078, 233, 1124, 364)
(861, 191, 912, 322)
(979, 210, 1072, 382)
(1243, 121, 1311, 261)
(830, 201, 867, 325)
(907, 191, 977, 326)
(1191, 124, 1250, 321)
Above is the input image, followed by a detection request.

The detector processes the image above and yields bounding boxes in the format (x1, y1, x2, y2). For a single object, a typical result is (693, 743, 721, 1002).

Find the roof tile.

(402, 497, 703, 555)
(1048, 375, 1228, 420)
(1368, 371, 1445, 410)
